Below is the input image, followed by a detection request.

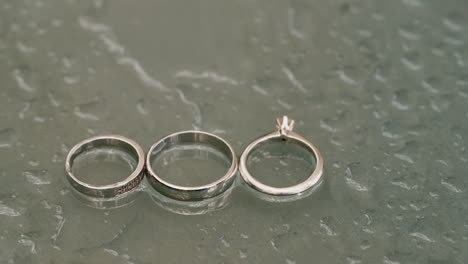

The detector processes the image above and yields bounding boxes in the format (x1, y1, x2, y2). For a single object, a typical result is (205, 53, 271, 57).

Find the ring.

(239, 116, 324, 196)
(65, 135, 145, 198)
(146, 130, 238, 201)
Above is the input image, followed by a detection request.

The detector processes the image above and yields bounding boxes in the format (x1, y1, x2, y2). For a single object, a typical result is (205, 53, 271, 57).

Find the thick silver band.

(65, 135, 145, 198)
(146, 130, 238, 201)
(239, 116, 324, 196)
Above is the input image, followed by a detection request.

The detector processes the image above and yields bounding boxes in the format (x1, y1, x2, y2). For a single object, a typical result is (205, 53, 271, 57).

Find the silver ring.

(239, 116, 324, 196)
(65, 135, 145, 198)
(146, 130, 238, 201)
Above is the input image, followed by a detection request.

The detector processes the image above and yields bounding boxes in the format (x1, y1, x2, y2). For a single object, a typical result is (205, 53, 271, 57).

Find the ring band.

(65, 135, 145, 198)
(239, 116, 324, 196)
(146, 130, 238, 201)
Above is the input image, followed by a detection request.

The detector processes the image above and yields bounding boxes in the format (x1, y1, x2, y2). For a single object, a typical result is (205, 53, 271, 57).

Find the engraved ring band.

(65, 135, 146, 198)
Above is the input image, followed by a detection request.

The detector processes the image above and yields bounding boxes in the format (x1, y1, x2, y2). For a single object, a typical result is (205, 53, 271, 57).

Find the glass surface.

(0, 0, 467, 263)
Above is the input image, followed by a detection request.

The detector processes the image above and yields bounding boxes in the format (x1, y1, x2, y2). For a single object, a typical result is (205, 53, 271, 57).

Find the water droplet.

(0, 203, 20, 217)
(64, 75, 79, 85)
(346, 256, 362, 264)
(421, 77, 441, 94)
(401, 52, 422, 71)
(220, 236, 230, 248)
(18, 235, 36, 254)
(441, 179, 462, 193)
(0, 128, 13, 148)
(409, 232, 434, 243)
(391, 90, 409, 110)
(74, 100, 104, 121)
(174, 70, 238, 86)
(270, 239, 279, 251)
(176, 89, 202, 129)
(239, 249, 248, 259)
(119, 57, 168, 91)
(443, 35, 463, 46)
(337, 70, 357, 86)
(277, 99, 293, 110)
(394, 153, 414, 164)
(18, 102, 31, 120)
(320, 119, 339, 133)
(360, 240, 371, 250)
(23, 170, 50, 185)
(103, 248, 119, 256)
(16, 41, 35, 53)
(252, 84, 269, 96)
(28, 160, 39, 166)
(390, 181, 412, 190)
(12, 69, 35, 92)
(136, 99, 148, 115)
(442, 14, 464, 32)
(383, 256, 400, 264)
(281, 65, 307, 93)
(288, 7, 305, 39)
(48, 92, 60, 107)
(344, 163, 370, 192)
(398, 26, 421, 41)
(320, 217, 338, 236)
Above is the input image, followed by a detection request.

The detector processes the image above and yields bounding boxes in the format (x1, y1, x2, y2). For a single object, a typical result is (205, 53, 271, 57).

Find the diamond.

(276, 116, 295, 135)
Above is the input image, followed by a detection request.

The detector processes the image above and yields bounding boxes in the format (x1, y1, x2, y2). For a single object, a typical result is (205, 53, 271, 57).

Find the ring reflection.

(242, 178, 323, 202)
(148, 183, 234, 215)
(69, 182, 143, 209)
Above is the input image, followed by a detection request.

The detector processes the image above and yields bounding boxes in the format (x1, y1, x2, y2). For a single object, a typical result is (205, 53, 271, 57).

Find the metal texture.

(65, 135, 145, 198)
(239, 116, 324, 196)
(146, 130, 238, 201)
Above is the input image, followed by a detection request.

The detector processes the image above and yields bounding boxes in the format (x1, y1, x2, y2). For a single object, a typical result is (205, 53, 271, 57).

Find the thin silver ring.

(239, 116, 324, 196)
(146, 130, 238, 201)
(65, 135, 145, 198)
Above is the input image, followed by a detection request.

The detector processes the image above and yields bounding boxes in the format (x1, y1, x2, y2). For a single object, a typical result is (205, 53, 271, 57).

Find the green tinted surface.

(0, 0, 467, 263)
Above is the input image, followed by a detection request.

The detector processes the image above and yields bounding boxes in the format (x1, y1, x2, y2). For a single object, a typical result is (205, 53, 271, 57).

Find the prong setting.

(276, 116, 295, 135)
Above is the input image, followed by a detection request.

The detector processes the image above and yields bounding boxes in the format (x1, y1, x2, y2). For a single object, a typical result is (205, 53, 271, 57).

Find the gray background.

(1, 0, 468, 263)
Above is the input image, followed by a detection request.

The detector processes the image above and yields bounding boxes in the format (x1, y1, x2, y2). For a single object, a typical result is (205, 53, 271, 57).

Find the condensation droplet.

(12, 69, 35, 92)
(136, 99, 148, 115)
(220, 236, 230, 248)
(394, 153, 414, 164)
(409, 232, 434, 243)
(391, 90, 410, 110)
(74, 100, 104, 121)
(344, 164, 370, 192)
(441, 179, 462, 193)
(442, 15, 464, 32)
(23, 170, 51, 185)
(0, 128, 15, 148)
(239, 249, 248, 259)
(401, 53, 422, 71)
(320, 217, 338, 236)
(0, 203, 21, 217)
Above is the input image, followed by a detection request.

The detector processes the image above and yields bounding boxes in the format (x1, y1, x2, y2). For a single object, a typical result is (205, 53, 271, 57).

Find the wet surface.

(1, 0, 468, 263)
